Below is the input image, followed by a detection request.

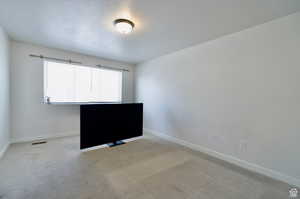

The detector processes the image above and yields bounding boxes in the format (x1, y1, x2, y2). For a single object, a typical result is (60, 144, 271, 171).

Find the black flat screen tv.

(80, 103, 143, 149)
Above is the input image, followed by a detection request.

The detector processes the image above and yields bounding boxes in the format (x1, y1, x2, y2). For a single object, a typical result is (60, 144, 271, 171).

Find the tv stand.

(107, 140, 125, 147)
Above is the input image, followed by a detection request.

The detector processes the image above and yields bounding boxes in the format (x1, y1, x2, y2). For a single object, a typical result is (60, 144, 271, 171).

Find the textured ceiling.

(0, 0, 300, 64)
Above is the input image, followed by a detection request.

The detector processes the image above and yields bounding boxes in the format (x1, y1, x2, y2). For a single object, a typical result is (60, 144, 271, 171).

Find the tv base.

(107, 140, 125, 147)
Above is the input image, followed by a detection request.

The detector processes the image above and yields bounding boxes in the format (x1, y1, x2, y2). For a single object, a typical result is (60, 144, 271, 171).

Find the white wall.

(0, 26, 10, 158)
(10, 41, 135, 143)
(136, 13, 300, 186)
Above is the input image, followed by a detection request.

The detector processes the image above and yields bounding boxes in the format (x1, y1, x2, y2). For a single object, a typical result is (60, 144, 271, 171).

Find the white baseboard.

(144, 128, 300, 188)
(0, 142, 10, 159)
(11, 131, 80, 144)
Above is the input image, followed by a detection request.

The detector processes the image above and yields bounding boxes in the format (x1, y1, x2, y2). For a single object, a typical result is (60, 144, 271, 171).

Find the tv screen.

(80, 103, 143, 149)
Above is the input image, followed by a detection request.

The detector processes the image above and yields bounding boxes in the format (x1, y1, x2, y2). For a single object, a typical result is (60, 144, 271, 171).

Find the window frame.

(43, 60, 123, 104)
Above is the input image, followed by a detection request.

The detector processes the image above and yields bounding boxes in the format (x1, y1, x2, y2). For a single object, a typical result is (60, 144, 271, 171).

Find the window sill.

(45, 102, 123, 105)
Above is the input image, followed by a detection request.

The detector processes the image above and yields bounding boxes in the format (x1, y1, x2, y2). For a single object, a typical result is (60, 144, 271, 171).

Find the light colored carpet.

(0, 135, 293, 199)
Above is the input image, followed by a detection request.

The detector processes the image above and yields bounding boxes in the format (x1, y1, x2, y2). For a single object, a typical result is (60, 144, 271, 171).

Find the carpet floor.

(0, 135, 293, 199)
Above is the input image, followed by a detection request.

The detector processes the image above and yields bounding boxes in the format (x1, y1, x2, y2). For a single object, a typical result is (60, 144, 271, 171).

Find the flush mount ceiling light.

(114, 19, 135, 34)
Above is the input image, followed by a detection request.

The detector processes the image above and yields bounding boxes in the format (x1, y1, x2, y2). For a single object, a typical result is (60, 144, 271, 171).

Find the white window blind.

(44, 61, 122, 103)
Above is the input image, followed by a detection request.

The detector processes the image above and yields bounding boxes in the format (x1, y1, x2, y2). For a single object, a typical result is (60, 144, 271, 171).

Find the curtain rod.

(96, 65, 129, 72)
(29, 54, 82, 64)
(29, 54, 130, 72)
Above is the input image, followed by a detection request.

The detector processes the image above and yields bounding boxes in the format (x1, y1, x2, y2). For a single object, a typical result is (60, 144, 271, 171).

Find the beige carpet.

(0, 135, 293, 199)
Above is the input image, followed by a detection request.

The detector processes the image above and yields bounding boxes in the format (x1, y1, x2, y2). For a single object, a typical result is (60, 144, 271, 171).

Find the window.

(44, 61, 122, 103)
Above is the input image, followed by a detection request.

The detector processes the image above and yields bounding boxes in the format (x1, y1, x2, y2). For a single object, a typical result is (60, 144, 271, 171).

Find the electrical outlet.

(239, 140, 247, 153)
